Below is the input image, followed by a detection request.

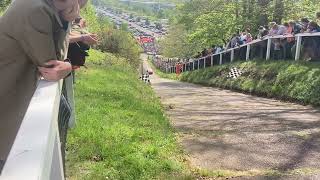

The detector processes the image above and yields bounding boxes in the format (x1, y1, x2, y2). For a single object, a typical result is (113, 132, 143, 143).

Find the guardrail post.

(266, 38, 272, 60)
(203, 58, 206, 68)
(246, 44, 250, 61)
(197, 59, 200, 69)
(231, 50, 234, 62)
(219, 54, 223, 65)
(211, 55, 213, 66)
(295, 36, 302, 61)
(65, 75, 76, 128)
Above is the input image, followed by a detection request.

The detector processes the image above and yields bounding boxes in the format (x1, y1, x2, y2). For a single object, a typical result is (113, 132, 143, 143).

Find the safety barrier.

(164, 32, 320, 73)
(0, 59, 75, 180)
(0, 75, 75, 180)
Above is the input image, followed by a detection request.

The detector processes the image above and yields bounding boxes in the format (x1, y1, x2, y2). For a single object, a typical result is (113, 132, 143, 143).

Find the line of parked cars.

(97, 6, 168, 38)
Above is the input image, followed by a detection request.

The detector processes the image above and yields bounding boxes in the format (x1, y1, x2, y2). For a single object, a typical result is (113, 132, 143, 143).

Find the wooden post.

(211, 55, 213, 66)
(295, 36, 302, 61)
(231, 50, 234, 62)
(246, 44, 250, 61)
(219, 54, 223, 65)
(203, 58, 206, 68)
(266, 38, 272, 60)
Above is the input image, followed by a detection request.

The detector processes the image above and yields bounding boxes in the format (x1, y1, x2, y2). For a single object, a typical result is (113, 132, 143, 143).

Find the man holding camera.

(0, 0, 86, 170)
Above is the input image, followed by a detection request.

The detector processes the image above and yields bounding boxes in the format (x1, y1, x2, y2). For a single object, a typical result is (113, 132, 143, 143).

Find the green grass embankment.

(181, 60, 320, 106)
(66, 50, 192, 180)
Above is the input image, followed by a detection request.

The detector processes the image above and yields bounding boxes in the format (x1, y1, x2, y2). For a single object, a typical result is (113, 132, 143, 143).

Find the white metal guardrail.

(0, 74, 75, 180)
(0, 80, 64, 180)
(165, 32, 320, 73)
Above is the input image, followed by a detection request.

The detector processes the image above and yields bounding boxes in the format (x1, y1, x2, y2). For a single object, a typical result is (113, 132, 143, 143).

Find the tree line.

(160, 0, 320, 58)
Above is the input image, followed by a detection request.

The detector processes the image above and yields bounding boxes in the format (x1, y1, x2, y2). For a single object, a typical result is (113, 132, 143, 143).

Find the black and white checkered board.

(141, 74, 150, 83)
(228, 67, 242, 79)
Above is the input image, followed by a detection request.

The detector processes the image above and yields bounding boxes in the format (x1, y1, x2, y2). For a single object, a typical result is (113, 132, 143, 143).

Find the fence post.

(246, 44, 250, 61)
(266, 38, 272, 60)
(219, 54, 223, 65)
(65, 75, 76, 128)
(203, 58, 206, 68)
(295, 36, 302, 61)
(197, 59, 200, 69)
(193, 61, 195, 70)
(231, 50, 234, 62)
(211, 55, 213, 66)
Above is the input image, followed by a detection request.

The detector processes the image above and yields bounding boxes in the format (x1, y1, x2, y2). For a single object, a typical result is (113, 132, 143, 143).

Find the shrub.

(97, 29, 142, 68)
(81, 1, 142, 68)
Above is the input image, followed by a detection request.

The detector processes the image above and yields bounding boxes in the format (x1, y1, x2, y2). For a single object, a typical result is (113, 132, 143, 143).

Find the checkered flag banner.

(141, 74, 150, 83)
(228, 67, 242, 79)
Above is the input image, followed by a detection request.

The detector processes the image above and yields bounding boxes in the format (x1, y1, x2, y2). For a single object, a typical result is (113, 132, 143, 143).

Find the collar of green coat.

(43, 0, 64, 28)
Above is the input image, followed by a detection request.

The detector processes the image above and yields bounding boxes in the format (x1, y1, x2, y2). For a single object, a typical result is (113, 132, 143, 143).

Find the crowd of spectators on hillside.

(153, 12, 320, 74)
(195, 12, 320, 61)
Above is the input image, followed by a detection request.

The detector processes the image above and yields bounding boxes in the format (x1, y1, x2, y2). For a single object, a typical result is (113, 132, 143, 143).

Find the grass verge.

(66, 50, 192, 180)
(181, 60, 320, 106)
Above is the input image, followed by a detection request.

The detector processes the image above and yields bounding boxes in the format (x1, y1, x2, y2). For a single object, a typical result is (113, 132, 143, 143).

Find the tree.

(189, 3, 239, 47)
(0, 0, 10, 11)
(159, 24, 199, 58)
(273, 0, 284, 24)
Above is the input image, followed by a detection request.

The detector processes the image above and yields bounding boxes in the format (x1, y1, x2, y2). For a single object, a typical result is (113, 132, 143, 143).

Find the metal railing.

(163, 32, 320, 73)
(0, 74, 75, 180)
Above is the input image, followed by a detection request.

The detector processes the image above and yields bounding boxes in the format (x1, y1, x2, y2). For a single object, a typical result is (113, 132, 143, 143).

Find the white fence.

(165, 32, 320, 73)
(0, 75, 75, 180)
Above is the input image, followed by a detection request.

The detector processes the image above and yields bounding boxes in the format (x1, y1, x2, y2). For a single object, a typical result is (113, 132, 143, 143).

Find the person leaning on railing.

(0, 0, 83, 171)
(68, 16, 98, 69)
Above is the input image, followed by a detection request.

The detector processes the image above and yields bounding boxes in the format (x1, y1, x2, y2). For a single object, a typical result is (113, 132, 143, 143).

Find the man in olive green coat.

(0, 0, 80, 168)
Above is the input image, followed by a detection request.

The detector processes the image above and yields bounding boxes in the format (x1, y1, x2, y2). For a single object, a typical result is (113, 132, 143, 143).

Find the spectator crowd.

(200, 12, 320, 61)
(154, 12, 320, 73)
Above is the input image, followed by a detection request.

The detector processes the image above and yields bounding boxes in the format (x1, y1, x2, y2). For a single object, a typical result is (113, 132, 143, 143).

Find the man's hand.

(82, 34, 99, 45)
(38, 60, 72, 81)
(61, 0, 80, 22)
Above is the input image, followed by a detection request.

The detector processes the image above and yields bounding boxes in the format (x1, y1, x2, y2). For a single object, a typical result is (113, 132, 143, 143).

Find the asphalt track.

(143, 56, 320, 179)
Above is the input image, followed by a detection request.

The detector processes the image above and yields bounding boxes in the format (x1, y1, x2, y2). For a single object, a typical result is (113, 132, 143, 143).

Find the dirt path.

(143, 57, 320, 179)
